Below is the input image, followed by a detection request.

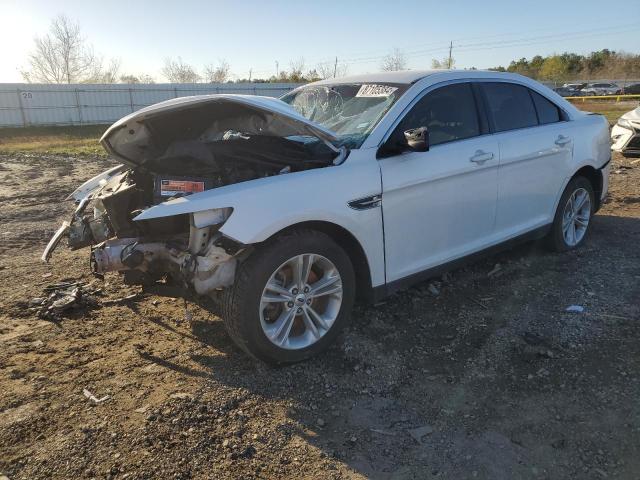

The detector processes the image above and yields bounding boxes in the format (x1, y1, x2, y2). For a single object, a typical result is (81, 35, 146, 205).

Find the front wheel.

(222, 229, 355, 364)
(546, 176, 594, 252)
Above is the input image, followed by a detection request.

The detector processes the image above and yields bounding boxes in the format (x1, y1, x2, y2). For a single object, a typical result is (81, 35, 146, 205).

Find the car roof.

(309, 70, 440, 85)
(309, 69, 537, 86)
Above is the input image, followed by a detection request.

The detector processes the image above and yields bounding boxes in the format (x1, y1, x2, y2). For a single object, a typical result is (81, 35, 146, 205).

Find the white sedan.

(581, 82, 621, 96)
(43, 70, 611, 364)
(611, 104, 640, 157)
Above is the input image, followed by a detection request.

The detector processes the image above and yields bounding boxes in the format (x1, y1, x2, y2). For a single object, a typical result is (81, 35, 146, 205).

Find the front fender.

(134, 153, 387, 286)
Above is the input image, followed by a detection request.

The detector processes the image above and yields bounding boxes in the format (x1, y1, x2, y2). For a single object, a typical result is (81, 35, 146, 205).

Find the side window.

(397, 83, 480, 147)
(482, 82, 538, 132)
(530, 90, 561, 124)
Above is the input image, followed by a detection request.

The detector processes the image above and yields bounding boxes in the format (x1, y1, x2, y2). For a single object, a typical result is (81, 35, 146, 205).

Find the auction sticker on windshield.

(356, 84, 398, 97)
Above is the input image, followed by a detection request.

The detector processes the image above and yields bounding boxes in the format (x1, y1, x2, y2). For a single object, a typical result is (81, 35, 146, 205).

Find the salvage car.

(622, 83, 640, 95)
(581, 82, 621, 96)
(611, 104, 640, 157)
(43, 70, 611, 363)
(553, 86, 582, 97)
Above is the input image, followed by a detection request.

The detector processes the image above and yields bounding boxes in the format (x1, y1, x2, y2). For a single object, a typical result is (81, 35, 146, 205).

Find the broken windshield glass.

(281, 83, 408, 148)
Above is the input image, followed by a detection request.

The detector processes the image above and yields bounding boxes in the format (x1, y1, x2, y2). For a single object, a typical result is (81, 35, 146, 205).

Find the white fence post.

(75, 88, 83, 124)
(16, 88, 27, 127)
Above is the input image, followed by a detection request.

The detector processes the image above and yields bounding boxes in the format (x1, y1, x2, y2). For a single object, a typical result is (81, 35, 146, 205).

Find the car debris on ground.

(566, 305, 585, 313)
(20, 281, 143, 320)
(24, 281, 101, 320)
(82, 388, 110, 404)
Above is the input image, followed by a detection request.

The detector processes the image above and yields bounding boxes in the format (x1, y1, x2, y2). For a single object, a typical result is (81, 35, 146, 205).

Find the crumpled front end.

(42, 164, 241, 296)
(89, 225, 239, 296)
(611, 107, 640, 156)
(41, 94, 343, 298)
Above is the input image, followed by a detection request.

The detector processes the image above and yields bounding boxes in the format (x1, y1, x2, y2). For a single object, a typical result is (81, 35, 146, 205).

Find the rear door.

(379, 82, 500, 282)
(479, 82, 574, 238)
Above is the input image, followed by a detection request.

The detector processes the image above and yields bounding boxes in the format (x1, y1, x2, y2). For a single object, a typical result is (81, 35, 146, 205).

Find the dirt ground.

(0, 150, 638, 480)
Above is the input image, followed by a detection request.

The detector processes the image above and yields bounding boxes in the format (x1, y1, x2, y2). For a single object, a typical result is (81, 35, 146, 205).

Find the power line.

(231, 22, 640, 78)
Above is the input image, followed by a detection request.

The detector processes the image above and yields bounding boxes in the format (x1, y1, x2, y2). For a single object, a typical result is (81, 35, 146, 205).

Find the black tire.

(545, 176, 595, 252)
(222, 229, 355, 364)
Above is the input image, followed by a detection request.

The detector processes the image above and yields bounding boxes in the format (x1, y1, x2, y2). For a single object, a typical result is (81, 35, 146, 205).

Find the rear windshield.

(281, 83, 408, 148)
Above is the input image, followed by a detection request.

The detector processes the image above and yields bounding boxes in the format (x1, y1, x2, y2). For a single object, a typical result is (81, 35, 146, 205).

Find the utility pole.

(448, 41, 453, 69)
(275, 61, 279, 78)
(248, 68, 252, 82)
(333, 56, 338, 78)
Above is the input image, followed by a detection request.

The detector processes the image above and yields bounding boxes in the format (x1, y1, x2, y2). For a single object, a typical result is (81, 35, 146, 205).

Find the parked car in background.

(554, 86, 583, 97)
(563, 83, 587, 91)
(611, 105, 640, 157)
(42, 70, 611, 363)
(582, 82, 621, 96)
(622, 83, 640, 95)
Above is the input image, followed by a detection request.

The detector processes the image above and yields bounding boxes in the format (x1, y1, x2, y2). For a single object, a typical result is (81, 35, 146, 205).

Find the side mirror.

(404, 127, 429, 152)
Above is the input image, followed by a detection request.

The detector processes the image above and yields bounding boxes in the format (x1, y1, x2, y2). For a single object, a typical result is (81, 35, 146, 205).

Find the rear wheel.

(546, 176, 594, 252)
(222, 229, 355, 364)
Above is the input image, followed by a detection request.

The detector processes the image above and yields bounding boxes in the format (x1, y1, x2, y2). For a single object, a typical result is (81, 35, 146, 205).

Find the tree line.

(489, 50, 640, 82)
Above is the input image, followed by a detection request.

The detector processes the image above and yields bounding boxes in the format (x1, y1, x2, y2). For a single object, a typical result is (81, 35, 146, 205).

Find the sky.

(1, 0, 639, 83)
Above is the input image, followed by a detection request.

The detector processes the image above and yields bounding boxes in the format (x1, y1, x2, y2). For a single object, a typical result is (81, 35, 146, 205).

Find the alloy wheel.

(259, 254, 343, 350)
(562, 187, 591, 247)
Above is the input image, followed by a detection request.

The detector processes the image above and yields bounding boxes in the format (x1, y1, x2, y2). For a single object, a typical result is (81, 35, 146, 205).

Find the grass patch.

(0, 125, 108, 156)
(571, 100, 636, 125)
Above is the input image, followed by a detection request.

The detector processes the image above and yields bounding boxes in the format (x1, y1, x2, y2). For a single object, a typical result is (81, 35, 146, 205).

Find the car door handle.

(469, 150, 494, 164)
(555, 135, 572, 146)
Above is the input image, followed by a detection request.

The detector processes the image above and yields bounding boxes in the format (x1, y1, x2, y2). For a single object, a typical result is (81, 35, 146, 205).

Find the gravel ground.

(0, 151, 638, 480)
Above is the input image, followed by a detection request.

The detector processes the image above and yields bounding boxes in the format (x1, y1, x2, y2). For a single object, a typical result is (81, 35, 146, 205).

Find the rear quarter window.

(481, 82, 538, 133)
(530, 91, 562, 124)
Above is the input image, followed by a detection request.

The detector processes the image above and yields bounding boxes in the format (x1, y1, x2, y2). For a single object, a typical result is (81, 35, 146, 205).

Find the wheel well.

(267, 221, 373, 302)
(573, 165, 603, 210)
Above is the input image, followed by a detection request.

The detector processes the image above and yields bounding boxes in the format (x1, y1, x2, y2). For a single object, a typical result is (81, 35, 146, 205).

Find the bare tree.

(120, 73, 155, 84)
(288, 57, 306, 82)
(381, 48, 407, 72)
(316, 61, 348, 79)
(204, 59, 231, 83)
(431, 56, 456, 69)
(95, 58, 121, 83)
(138, 74, 155, 84)
(162, 57, 201, 83)
(21, 15, 117, 83)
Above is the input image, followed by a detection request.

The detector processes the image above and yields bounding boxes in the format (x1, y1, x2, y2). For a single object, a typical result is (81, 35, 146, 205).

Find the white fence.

(0, 83, 303, 128)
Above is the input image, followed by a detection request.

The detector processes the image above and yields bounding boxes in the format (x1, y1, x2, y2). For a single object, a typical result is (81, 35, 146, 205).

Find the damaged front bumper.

(89, 229, 239, 294)
(42, 221, 70, 263)
(43, 198, 243, 297)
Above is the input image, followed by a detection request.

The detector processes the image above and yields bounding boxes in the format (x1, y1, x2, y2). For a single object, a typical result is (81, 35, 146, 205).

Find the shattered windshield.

(281, 83, 408, 148)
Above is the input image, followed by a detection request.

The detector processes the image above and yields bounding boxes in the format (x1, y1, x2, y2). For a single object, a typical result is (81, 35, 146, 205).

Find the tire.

(222, 229, 355, 364)
(546, 176, 595, 252)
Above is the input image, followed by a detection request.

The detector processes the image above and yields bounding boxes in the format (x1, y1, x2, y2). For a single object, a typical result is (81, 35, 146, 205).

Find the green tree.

(507, 58, 532, 77)
(539, 56, 568, 83)
(529, 55, 545, 78)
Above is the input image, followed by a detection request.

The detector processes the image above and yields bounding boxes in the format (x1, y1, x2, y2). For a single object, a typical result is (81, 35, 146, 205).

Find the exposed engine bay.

(42, 94, 345, 298)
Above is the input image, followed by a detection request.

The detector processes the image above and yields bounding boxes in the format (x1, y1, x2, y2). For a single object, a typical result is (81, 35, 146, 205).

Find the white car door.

(479, 82, 574, 237)
(378, 82, 500, 283)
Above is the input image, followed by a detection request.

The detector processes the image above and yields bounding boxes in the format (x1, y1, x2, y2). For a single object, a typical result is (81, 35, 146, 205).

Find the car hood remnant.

(100, 94, 344, 168)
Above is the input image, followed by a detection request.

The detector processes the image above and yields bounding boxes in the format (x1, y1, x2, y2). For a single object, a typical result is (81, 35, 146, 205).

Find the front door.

(378, 82, 500, 283)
